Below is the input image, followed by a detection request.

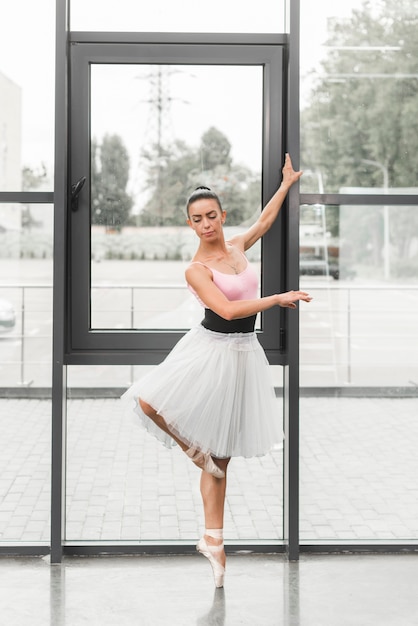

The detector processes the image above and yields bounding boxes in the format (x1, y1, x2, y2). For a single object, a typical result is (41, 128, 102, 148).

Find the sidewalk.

(0, 397, 417, 543)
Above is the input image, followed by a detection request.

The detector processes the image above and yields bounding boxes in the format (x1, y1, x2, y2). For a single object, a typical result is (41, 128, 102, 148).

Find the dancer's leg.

(197, 458, 231, 586)
(139, 397, 225, 478)
(200, 458, 230, 528)
(139, 397, 188, 450)
(200, 458, 230, 569)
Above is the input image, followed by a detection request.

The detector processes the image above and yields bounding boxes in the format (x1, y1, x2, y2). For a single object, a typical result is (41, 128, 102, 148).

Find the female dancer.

(123, 154, 311, 587)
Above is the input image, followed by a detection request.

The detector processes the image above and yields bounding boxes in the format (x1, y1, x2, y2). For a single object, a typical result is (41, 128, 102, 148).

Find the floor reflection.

(50, 563, 65, 626)
(283, 561, 300, 625)
(197, 588, 226, 626)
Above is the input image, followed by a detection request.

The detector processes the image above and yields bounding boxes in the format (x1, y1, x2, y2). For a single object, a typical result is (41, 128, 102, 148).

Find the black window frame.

(68, 36, 289, 365)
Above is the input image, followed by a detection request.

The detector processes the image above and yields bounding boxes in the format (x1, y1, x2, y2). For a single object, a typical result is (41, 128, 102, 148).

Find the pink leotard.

(187, 251, 259, 333)
(187, 253, 258, 307)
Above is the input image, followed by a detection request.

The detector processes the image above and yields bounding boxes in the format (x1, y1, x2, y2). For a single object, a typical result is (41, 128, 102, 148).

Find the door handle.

(71, 176, 86, 211)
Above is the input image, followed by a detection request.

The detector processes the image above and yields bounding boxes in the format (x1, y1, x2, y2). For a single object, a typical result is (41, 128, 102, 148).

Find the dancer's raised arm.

(230, 153, 302, 251)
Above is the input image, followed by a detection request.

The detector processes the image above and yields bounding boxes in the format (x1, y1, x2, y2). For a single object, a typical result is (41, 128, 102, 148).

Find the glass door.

(66, 38, 287, 547)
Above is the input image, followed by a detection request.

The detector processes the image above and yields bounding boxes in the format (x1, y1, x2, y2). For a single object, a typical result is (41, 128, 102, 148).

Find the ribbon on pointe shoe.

(186, 447, 225, 479)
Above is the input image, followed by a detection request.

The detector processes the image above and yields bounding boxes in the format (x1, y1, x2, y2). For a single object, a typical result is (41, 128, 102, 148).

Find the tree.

(200, 126, 232, 171)
(139, 127, 260, 227)
(22, 163, 48, 191)
(301, 0, 418, 272)
(139, 139, 201, 226)
(302, 0, 418, 190)
(91, 134, 133, 231)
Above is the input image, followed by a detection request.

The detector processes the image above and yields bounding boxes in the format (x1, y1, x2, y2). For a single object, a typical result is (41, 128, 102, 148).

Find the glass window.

(300, 0, 418, 546)
(300, 0, 418, 192)
(0, 204, 53, 387)
(0, 398, 51, 544)
(299, 202, 418, 387)
(65, 365, 283, 543)
(90, 64, 263, 330)
(0, 0, 55, 191)
(299, 202, 418, 541)
(300, 396, 418, 542)
(0, 203, 53, 545)
(70, 0, 286, 33)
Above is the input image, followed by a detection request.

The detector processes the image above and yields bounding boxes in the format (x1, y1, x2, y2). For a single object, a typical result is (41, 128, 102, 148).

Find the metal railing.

(0, 284, 52, 387)
(299, 283, 418, 388)
(0, 283, 417, 390)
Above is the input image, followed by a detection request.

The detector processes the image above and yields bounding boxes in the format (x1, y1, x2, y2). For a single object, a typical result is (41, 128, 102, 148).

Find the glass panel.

(299, 203, 418, 388)
(0, 0, 55, 191)
(300, 0, 418, 192)
(300, 202, 418, 541)
(0, 204, 53, 387)
(0, 203, 52, 545)
(300, 397, 418, 541)
(0, 398, 51, 544)
(71, 0, 286, 33)
(90, 64, 262, 330)
(66, 366, 283, 542)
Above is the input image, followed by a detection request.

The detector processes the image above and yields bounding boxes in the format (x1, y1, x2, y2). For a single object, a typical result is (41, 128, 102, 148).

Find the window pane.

(300, 397, 418, 541)
(71, 0, 286, 33)
(299, 201, 418, 541)
(0, 202, 52, 545)
(300, 0, 418, 193)
(90, 64, 262, 330)
(0, 204, 53, 387)
(0, 398, 51, 544)
(0, 0, 55, 191)
(66, 366, 283, 542)
(299, 203, 418, 388)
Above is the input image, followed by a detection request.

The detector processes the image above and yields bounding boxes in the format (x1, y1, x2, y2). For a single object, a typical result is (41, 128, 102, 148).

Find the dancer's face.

(187, 199, 226, 241)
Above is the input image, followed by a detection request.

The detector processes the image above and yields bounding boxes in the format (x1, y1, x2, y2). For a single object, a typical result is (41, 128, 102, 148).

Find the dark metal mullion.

(69, 32, 287, 46)
(284, 0, 301, 562)
(260, 47, 285, 362)
(301, 193, 418, 205)
(69, 44, 91, 351)
(0, 192, 54, 203)
(50, 0, 69, 564)
(61, 542, 418, 556)
(62, 543, 285, 557)
(300, 543, 418, 554)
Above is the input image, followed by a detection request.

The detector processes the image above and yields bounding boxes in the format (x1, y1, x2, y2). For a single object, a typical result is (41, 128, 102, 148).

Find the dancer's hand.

(277, 290, 312, 309)
(281, 153, 303, 189)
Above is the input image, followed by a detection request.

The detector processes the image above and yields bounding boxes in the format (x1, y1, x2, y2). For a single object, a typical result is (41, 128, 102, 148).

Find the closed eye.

(192, 212, 218, 223)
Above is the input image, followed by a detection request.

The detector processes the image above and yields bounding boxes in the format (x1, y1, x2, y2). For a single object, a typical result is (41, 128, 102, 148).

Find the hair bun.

(186, 185, 222, 214)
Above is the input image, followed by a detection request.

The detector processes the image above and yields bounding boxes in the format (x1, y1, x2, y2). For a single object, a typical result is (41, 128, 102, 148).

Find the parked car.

(0, 298, 16, 333)
(299, 255, 357, 280)
(300, 255, 340, 280)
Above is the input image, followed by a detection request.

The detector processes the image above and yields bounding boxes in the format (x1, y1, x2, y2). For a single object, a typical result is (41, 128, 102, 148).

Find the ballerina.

(123, 154, 311, 587)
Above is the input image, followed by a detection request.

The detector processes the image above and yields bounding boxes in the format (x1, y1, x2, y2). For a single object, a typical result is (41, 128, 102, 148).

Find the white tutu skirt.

(121, 324, 283, 458)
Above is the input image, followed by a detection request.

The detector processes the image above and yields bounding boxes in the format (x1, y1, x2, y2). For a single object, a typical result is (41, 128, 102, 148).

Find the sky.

(90, 64, 263, 207)
(0, 0, 363, 183)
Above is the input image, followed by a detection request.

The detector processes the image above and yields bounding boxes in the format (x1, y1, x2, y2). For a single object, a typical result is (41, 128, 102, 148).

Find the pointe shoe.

(186, 447, 225, 479)
(197, 537, 225, 588)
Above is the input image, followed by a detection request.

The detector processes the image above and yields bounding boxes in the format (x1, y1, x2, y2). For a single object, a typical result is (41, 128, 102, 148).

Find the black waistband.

(201, 309, 256, 333)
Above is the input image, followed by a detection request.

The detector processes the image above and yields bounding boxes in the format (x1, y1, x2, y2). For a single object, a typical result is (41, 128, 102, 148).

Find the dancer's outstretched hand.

(277, 290, 312, 309)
